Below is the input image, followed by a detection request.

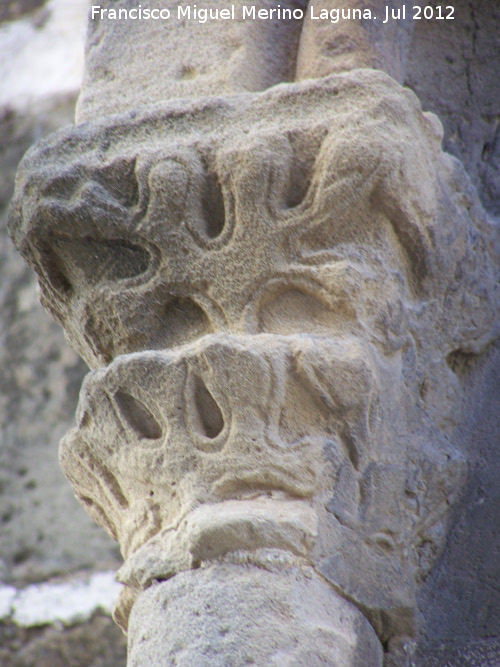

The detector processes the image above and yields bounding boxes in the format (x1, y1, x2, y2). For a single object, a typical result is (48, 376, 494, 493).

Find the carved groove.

(201, 171, 225, 239)
(40, 236, 150, 297)
(77, 443, 129, 509)
(39, 243, 73, 295)
(284, 132, 317, 209)
(285, 159, 312, 209)
(340, 429, 360, 471)
(79, 495, 118, 540)
(193, 376, 224, 439)
(258, 287, 337, 335)
(162, 297, 211, 348)
(99, 157, 139, 208)
(78, 237, 150, 281)
(446, 348, 478, 376)
(114, 390, 163, 440)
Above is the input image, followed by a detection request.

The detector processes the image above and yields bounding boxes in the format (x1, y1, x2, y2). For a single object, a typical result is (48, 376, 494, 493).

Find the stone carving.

(8, 61, 499, 667)
(76, 0, 413, 122)
(296, 0, 417, 83)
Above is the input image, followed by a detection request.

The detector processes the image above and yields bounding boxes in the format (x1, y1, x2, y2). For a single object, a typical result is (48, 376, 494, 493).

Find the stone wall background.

(0, 1, 498, 665)
(404, 5, 500, 663)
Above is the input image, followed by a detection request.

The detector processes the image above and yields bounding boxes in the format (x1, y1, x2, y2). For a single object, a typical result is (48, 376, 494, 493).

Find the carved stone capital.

(9, 70, 499, 664)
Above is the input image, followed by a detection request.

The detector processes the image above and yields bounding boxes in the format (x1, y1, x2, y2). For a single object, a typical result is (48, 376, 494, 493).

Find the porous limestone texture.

(127, 560, 383, 666)
(296, 0, 416, 83)
(76, 0, 309, 122)
(9, 65, 499, 665)
(413, 637, 500, 667)
(5, 1, 500, 665)
(405, 0, 500, 219)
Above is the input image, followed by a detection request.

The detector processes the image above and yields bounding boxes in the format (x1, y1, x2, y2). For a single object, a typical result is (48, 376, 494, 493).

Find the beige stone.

(296, 1, 417, 83)
(9, 66, 499, 664)
(76, 0, 308, 122)
(127, 561, 383, 666)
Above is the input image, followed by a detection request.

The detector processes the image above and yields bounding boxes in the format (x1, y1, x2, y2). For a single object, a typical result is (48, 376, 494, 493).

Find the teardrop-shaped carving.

(201, 171, 225, 239)
(114, 390, 163, 440)
(39, 242, 73, 296)
(192, 376, 224, 439)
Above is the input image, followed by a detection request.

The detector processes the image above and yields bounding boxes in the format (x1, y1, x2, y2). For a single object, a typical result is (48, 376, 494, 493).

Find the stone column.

(296, 0, 418, 83)
(8, 2, 499, 666)
(76, 0, 308, 121)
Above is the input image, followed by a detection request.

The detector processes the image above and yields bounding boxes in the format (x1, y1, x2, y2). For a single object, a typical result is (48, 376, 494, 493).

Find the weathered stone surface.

(405, 0, 500, 218)
(296, 0, 416, 83)
(415, 342, 500, 649)
(77, 0, 309, 122)
(5, 2, 500, 665)
(127, 561, 382, 666)
(8, 66, 499, 664)
(413, 637, 500, 667)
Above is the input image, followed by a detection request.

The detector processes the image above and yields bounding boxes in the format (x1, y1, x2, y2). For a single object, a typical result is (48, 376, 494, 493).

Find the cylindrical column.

(296, 0, 417, 84)
(77, 0, 308, 122)
(127, 560, 383, 666)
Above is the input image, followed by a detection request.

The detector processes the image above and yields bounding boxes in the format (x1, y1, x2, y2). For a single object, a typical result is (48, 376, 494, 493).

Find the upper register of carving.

(9, 70, 499, 652)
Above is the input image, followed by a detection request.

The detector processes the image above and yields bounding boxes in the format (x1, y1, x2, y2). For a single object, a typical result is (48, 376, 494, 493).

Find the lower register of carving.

(9, 71, 499, 664)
